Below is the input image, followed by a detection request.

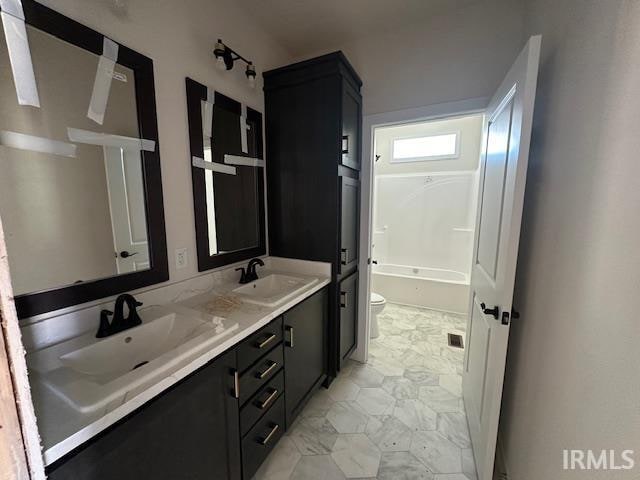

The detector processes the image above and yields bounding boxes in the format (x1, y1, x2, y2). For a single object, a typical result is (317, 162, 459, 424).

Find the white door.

(104, 146, 150, 274)
(463, 35, 541, 480)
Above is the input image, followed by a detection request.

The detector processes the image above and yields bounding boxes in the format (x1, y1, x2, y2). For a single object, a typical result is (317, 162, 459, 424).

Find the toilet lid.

(371, 292, 385, 304)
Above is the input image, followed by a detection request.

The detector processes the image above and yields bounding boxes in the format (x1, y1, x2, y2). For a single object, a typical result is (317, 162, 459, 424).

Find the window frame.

(390, 130, 461, 163)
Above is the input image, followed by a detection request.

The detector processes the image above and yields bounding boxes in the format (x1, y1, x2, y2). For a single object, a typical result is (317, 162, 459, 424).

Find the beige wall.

(374, 114, 483, 175)
(294, 0, 525, 115)
(500, 1, 640, 478)
(18, 0, 293, 291)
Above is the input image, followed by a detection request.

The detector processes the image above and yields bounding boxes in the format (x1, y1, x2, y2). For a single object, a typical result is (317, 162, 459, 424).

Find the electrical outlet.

(175, 248, 188, 269)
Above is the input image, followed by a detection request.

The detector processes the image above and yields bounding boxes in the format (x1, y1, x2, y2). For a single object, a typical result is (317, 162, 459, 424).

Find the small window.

(392, 132, 459, 162)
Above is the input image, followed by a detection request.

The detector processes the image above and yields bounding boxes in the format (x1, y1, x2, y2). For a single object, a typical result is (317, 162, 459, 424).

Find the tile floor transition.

(253, 303, 477, 480)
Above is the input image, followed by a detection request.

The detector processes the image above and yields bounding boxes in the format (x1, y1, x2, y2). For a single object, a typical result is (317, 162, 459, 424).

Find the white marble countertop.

(26, 259, 330, 466)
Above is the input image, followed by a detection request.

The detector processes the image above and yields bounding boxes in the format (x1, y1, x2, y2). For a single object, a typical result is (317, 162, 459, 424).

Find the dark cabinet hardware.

(96, 294, 143, 338)
(258, 389, 279, 410)
(239, 258, 264, 284)
(340, 291, 347, 308)
(96, 310, 113, 338)
(119, 250, 138, 258)
(286, 326, 294, 348)
(480, 302, 500, 319)
(372, 260, 378, 264)
(233, 370, 240, 399)
(502, 308, 521, 325)
(257, 361, 278, 379)
(340, 248, 348, 265)
(256, 333, 277, 349)
(260, 424, 279, 446)
(235, 267, 247, 284)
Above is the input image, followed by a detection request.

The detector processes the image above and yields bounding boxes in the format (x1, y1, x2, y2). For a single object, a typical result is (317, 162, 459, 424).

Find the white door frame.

(352, 96, 489, 363)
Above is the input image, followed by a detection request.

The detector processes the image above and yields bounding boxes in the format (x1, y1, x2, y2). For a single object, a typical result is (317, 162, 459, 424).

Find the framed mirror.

(186, 78, 266, 271)
(0, 0, 168, 318)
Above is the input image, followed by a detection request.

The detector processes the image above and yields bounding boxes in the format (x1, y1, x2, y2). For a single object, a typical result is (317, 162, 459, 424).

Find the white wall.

(500, 1, 640, 478)
(295, 0, 525, 115)
(28, 0, 292, 290)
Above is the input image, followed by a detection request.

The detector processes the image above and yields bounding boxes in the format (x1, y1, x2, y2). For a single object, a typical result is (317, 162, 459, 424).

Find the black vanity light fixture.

(213, 39, 257, 89)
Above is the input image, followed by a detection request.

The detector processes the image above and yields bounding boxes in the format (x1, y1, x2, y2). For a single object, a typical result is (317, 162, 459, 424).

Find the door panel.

(466, 294, 491, 422)
(284, 288, 327, 426)
(339, 272, 358, 363)
(104, 146, 149, 273)
(462, 35, 541, 480)
(340, 176, 359, 274)
(475, 101, 513, 281)
(341, 81, 361, 170)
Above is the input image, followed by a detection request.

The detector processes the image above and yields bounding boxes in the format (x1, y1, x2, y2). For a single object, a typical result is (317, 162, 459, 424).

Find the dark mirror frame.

(4, 0, 169, 319)
(186, 77, 266, 271)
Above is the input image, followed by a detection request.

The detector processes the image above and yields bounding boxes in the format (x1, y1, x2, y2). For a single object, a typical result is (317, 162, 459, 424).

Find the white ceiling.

(237, 0, 482, 58)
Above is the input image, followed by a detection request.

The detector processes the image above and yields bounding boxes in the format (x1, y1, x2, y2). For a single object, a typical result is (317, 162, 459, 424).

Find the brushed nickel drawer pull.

(257, 361, 278, 379)
(286, 326, 294, 348)
(233, 370, 240, 399)
(257, 333, 277, 349)
(258, 389, 278, 410)
(261, 424, 279, 445)
(340, 291, 347, 308)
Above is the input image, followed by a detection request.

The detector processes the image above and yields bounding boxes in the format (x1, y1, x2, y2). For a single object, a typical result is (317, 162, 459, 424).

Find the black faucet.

(96, 294, 144, 338)
(236, 258, 265, 284)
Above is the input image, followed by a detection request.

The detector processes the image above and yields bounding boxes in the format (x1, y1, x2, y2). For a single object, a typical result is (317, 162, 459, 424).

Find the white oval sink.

(27, 305, 238, 413)
(233, 274, 318, 307)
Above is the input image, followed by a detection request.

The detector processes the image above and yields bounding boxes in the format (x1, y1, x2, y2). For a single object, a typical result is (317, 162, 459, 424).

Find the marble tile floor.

(253, 303, 477, 480)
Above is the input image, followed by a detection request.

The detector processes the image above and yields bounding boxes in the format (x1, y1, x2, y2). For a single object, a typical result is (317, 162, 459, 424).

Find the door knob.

(120, 250, 138, 258)
(480, 302, 500, 319)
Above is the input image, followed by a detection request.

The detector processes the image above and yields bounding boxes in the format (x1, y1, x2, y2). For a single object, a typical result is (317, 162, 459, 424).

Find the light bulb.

(248, 75, 256, 89)
(216, 56, 226, 71)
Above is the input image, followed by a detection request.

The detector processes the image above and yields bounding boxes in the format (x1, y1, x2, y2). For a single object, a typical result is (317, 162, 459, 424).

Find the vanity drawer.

(237, 317, 283, 372)
(241, 394, 285, 480)
(239, 345, 283, 404)
(240, 370, 284, 436)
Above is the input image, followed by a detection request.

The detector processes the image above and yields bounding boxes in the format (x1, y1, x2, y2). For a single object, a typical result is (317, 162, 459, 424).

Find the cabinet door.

(341, 81, 361, 170)
(284, 288, 328, 426)
(340, 176, 359, 275)
(48, 350, 241, 480)
(339, 272, 358, 364)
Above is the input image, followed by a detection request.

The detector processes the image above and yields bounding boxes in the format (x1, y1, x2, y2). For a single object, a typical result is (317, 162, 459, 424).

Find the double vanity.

(27, 259, 330, 478)
(0, 1, 362, 477)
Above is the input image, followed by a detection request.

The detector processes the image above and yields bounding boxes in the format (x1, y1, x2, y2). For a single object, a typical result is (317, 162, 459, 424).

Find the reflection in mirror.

(0, 4, 166, 313)
(0, 25, 149, 296)
(187, 78, 265, 271)
(203, 103, 260, 256)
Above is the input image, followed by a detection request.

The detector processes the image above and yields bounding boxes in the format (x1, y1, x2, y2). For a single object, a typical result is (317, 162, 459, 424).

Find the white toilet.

(370, 292, 386, 339)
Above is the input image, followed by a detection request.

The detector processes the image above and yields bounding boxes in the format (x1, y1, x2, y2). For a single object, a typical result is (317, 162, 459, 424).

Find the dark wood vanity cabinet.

(284, 288, 328, 426)
(47, 288, 328, 480)
(264, 52, 362, 378)
(48, 350, 241, 480)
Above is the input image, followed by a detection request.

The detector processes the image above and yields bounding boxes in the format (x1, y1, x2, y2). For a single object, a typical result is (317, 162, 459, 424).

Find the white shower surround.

(372, 170, 478, 313)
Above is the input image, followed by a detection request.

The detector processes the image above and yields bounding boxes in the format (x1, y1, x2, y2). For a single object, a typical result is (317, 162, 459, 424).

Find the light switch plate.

(175, 248, 188, 269)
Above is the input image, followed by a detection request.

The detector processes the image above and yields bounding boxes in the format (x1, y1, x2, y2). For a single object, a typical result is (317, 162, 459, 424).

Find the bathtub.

(371, 263, 470, 314)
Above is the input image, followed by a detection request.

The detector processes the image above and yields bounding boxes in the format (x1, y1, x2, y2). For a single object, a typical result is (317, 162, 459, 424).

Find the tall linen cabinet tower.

(264, 52, 362, 380)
